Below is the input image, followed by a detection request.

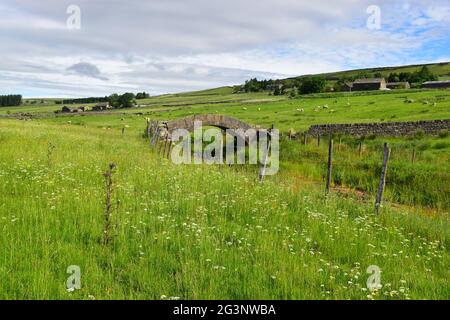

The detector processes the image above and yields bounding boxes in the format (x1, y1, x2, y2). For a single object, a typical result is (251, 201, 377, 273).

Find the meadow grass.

(0, 119, 448, 299)
(2, 89, 450, 133)
(280, 134, 450, 210)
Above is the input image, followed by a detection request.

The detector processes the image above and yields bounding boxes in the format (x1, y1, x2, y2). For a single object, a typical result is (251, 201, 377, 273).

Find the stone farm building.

(352, 78, 387, 91)
(386, 82, 410, 89)
(61, 106, 85, 113)
(92, 102, 111, 111)
(422, 80, 450, 89)
(61, 106, 88, 113)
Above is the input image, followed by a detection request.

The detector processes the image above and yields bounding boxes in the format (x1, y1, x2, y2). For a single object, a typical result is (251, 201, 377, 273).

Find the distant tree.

(394, 67, 437, 84)
(62, 96, 108, 104)
(273, 86, 282, 96)
(108, 94, 121, 108)
(417, 66, 438, 82)
(399, 72, 412, 82)
(374, 72, 383, 78)
(298, 77, 326, 94)
(388, 73, 400, 82)
(136, 91, 150, 99)
(243, 78, 274, 92)
(0, 95, 22, 107)
(118, 93, 136, 108)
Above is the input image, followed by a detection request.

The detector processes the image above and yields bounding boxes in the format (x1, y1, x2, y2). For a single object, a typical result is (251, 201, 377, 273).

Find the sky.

(1, 0, 449, 98)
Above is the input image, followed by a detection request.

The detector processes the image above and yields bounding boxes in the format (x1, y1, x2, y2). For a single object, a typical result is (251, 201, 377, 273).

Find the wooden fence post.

(411, 148, 416, 164)
(325, 139, 333, 194)
(157, 139, 163, 154)
(146, 119, 151, 137)
(162, 136, 168, 156)
(317, 134, 320, 147)
(259, 125, 273, 182)
(338, 137, 342, 152)
(303, 133, 307, 145)
(166, 139, 172, 159)
(151, 121, 160, 146)
(375, 143, 390, 214)
(358, 141, 362, 157)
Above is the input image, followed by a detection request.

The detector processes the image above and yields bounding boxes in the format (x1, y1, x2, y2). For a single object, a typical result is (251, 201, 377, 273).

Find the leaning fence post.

(162, 136, 168, 156)
(151, 121, 160, 146)
(325, 139, 333, 194)
(375, 143, 390, 214)
(166, 139, 172, 159)
(358, 141, 362, 157)
(259, 125, 273, 182)
(317, 134, 320, 147)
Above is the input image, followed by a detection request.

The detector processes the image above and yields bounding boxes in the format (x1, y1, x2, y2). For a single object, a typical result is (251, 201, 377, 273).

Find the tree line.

(59, 96, 109, 104)
(58, 91, 150, 107)
(0, 95, 22, 107)
(240, 66, 439, 96)
(386, 66, 437, 83)
(239, 77, 327, 95)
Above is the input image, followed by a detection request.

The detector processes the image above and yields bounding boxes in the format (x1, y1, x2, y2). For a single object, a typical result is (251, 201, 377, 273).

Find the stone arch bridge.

(147, 114, 264, 140)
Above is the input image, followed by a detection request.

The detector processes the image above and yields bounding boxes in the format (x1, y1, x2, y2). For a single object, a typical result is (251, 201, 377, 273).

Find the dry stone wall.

(306, 119, 450, 137)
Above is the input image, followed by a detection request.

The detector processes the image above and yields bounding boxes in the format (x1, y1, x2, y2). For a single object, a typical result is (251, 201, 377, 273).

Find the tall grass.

(280, 134, 450, 210)
(0, 119, 448, 299)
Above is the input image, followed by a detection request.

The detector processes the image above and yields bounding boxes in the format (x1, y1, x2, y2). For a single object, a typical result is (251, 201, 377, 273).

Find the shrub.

(298, 77, 326, 94)
(438, 129, 449, 138)
(413, 129, 425, 140)
(433, 142, 449, 150)
(418, 142, 431, 150)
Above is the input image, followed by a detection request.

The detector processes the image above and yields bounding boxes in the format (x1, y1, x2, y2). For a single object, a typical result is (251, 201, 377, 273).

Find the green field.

(0, 87, 449, 299)
(3, 88, 450, 132)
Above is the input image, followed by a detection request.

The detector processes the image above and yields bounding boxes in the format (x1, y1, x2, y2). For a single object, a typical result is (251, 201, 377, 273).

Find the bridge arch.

(165, 114, 255, 133)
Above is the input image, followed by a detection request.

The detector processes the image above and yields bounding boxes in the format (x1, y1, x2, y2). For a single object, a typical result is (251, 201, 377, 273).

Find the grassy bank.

(0, 119, 448, 299)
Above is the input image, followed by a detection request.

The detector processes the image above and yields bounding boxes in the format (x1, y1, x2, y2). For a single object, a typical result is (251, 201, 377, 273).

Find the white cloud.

(0, 0, 449, 97)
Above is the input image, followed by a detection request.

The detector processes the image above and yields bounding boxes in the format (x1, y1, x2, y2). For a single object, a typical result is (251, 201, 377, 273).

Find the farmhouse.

(77, 106, 90, 112)
(61, 106, 85, 113)
(92, 102, 111, 111)
(352, 78, 387, 91)
(386, 82, 410, 89)
(422, 80, 450, 89)
(341, 81, 353, 92)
